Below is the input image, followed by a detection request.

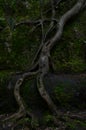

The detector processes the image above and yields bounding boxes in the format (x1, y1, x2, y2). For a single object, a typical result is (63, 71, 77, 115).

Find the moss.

(0, 71, 18, 113)
(31, 118, 39, 128)
(0, 71, 11, 87)
(52, 2, 86, 73)
(0, 71, 10, 79)
(21, 80, 33, 99)
(16, 117, 31, 126)
(62, 58, 86, 73)
(42, 112, 54, 127)
(54, 82, 74, 107)
(54, 76, 86, 108)
(0, 1, 42, 71)
(52, 9, 86, 73)
(43, 114, 53, 123)
(66, 119, 86, 130)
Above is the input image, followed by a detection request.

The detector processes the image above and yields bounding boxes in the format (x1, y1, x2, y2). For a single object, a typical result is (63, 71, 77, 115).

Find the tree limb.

(46, 0, 85, 50)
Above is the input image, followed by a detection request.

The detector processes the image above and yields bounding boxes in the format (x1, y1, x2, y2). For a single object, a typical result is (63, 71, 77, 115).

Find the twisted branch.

(46, 0, 85, 49)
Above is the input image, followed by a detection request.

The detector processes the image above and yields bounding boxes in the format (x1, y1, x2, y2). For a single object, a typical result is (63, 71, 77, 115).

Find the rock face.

(44, 73, 86, 108)
(0, 73, 86, 115)
(20, 73, 86, 116)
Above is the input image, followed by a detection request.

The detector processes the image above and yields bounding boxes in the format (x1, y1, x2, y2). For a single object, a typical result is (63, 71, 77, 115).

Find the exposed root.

(37, 75, 62, 126)
(1, 72, 39, 129)
(3, 110, 24, 122)
(64, 111, 86, 121)
(37, 74, 58, 117)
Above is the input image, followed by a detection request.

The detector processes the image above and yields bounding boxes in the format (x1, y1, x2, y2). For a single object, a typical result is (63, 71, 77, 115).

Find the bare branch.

(4, 42, 11, 53)
(47, 0, 85, 50)
(43, 0, 63, 15)
(44, 0, 56, 41)
(40, 0, 44, 43)
(15, 20, 40, 27)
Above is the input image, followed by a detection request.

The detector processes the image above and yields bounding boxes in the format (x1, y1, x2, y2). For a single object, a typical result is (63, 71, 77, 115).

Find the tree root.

(0, 72, 39, 129)
(64, 111, 86, 121)
(37, 74, 62, 127)
(37, 73, 86, 127)
(0, 75, 86, 129)
(37, 74, 58, 116)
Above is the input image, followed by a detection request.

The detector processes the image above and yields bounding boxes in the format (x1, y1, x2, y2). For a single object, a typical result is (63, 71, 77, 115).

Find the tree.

(0, 0, 86, 129)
